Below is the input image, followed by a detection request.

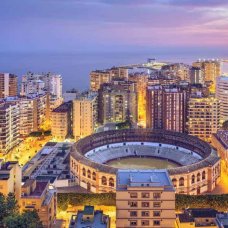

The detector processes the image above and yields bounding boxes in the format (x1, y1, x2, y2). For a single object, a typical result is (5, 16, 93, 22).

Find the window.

(142, 193, 149, 198)
(130, 220, 137, 226)
(202, 171, 206, 180)
(191, 175, 195, 184)
(141, 220, 149, 226)
(92, 172, 96, 181)
(129, 201, 137, 207)
(142, 202, 149, 207)
(153, 220, 160, 226)
(153, 193, 161, 199)
(153, 211, 160, 217)
(130, 211, 137, 217)
(82, 168, 86, 176)
(153, 202, 161, 208)
(109, 177, 114, 187)
(130, 193, 138, 198)
(142, 211, 149, 217)
(197, 173, 201, 182)
(179, 177, 184, 187)
(172, 178, 177, 187)
(101, 176, 107, 185)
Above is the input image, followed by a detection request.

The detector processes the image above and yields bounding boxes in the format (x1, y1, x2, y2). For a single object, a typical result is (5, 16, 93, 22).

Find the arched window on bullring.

(87, 169, 91, 178)
(92, 172, 96, 181)
(191, 175, 195, 184)
(179, 177, 184, 187)
(109, 177, 114, 187)
(172, 178, 177, 187)
(202, 171, 206, 180)
(102, 176, 107, 185)
(197, 173, 201, 182)
(82, 167, 86, 177)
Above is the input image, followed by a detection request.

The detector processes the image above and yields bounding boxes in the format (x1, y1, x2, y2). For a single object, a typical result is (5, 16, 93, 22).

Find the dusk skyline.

(1, 0, 228, 53)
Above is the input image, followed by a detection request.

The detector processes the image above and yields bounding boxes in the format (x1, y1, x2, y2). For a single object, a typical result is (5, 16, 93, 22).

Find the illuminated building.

(116, 169, 175, 228)
(20, 179, 56, 228)
(192, 59, 221, 86)
(0, 102, 19, 154)
(161, 63, 190, 81)
(190, 67, 204, 84)
(90, 67, 128, 92)
(73, 92, 98, 141)
(98, 81, 137, 124)
(51, 102, 72, 141)
(0, 73, 18, 98)
(0, 160, 21, 202)
(69, 206, 110, 228)
(128, 73, 148, 127)
(19, 94, 47, 136)
(70, 129, 220, 195)
(146, 86, 188, 133)
(212, 131, 228, 168)
(176, 208, 218, 228)
(187, 95, 220, 143)
(21, 72, 63, 116)
(216, 75, 228, 123)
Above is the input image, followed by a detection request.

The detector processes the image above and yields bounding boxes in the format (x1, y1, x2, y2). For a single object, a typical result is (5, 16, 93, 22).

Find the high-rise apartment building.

(73, 92, 98, 141)
(190, 67, 204, 84)
(129, 73, 148, 127)
(19, 94, 47, 136)
(90, 67, 128, 92)
(187, 95, 220, 142)
(51, 101, 72, 141)
(116, 169, 175, 228)
(192, 59, 221, 86)
(20, 179, 56, 228)
(0, 73, 18, 98)
(216, 75, 228, 123)
(0, 102, 19, 154)
(98, 81, 137, 124)
(146, 86, 188, 133)
(0, 160, 21, 202)
(21, 72, 63, 113)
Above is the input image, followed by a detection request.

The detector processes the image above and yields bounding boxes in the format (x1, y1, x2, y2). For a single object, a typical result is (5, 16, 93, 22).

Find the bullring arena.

(70, 129, 221, 195)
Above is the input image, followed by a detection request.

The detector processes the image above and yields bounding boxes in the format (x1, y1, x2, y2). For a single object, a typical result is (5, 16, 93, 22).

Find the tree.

(3, 214, 23, 228)
(5, 192, 19, 215)
(0, 193, 6, 224)
(21, 210, 43, 228)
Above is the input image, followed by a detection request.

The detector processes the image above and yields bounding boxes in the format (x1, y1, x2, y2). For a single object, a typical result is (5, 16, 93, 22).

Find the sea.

(0, 51, 228, 91)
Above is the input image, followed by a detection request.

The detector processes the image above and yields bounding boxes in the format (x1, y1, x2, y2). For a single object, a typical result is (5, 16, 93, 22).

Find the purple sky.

(0, 0, 228, 53)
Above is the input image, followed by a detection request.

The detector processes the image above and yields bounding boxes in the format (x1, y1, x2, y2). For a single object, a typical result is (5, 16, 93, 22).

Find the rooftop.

(214, 130, 228, 150)
(52, 101, 72, 113)
(117, 169, 173, 190)
(69, 207, 110, 228)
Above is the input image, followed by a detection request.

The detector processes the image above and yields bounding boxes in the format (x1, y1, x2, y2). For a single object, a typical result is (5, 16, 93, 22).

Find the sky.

(0, 0, 228, 54)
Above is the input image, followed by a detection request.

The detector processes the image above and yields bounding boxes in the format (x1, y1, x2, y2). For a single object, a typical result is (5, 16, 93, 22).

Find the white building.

(216, 75, 228, 123)
(0, 102, 19, 154)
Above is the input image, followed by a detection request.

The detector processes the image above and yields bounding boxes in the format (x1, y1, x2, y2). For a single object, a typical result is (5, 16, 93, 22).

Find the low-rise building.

(0, 160, 21, 202)
(20, 179, 56, 228)
(116, 169, 175, 228)
(69, 206, 110, 228)
(176, 208, 218, 228)
(23, 142, 73, 188)
(51, 101, 72, 141)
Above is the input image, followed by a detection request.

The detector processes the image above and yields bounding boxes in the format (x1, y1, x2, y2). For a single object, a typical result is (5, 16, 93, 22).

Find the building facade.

(51, 102, 72, 141)
(0, 160, 21, 202)
(193, 60, 221, 86)
(216, 75, 228, 123)
(146, 86, 188, 133)
(187, 96, 220, 142)
(0, 102, 19, 154)
(0, 73, 18, 98)
(20, 179, 56, 228)
(73, 93, 98, 141)
(116, 170, 175, 228)
(98, 82, 137, 124)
